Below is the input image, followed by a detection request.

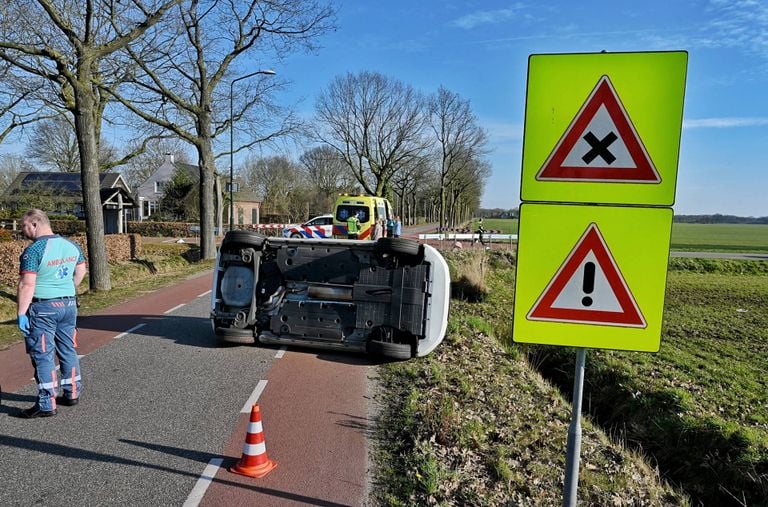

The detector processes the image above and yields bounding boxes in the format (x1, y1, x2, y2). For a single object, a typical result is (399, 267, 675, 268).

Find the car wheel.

(222, 230, 265, 249)
(367, 339, 413, 360)
(214, 325, 257, 345)
(290, 232, 303, 239)
(375, 237, 423, 265)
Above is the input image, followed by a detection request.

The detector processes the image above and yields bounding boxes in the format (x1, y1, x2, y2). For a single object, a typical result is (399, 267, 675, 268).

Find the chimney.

(165, 152, 175, 164)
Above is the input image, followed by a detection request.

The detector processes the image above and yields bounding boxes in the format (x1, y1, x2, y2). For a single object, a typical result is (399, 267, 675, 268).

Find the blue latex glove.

(18, 314, 30, 335)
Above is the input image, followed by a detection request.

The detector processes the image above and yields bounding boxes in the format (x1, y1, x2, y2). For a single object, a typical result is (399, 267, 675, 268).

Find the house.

(132, 153, 200, 221)
(2, 171, 136, 234)
(135, 154, 262, 226)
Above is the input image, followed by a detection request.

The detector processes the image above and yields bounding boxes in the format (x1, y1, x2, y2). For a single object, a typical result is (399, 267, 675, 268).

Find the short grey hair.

(22, 209, 50, 226)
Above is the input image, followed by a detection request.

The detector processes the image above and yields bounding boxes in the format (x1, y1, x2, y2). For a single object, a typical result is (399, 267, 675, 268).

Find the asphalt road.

(0, 274, 374, 506)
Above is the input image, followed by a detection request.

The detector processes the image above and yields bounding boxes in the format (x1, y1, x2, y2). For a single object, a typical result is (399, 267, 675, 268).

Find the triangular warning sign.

(537, 76, 660, 183)
(528, 223, 646, 327)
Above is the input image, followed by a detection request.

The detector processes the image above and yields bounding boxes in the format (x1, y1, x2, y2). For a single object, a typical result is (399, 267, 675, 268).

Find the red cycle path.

(202, 349, 371, 507)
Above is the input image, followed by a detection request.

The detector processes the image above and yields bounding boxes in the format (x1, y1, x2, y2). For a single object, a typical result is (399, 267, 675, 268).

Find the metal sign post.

(562, 347, 587, 507)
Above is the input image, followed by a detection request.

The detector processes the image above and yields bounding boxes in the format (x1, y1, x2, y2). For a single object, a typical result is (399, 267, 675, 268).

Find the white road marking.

(275, 346, 287, 358)
(114, 323, 146, 339)
(241, 380, 268, 413)
(182, 457, 223, 507)
(164, 304, 186, 314)
(197, 290, 212, 298)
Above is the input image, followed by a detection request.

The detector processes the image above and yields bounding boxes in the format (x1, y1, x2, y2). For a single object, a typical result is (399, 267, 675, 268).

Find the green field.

(473, 218, 768, 253)
(671, 223, 768, 252)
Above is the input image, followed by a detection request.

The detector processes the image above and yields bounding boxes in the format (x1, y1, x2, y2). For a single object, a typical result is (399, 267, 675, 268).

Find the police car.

(281, 214, 334, 239)
(210, 232, 451, 360)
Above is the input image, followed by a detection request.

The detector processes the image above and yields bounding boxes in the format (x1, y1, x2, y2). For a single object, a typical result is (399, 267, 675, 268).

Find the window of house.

(154, 181, 166, 193)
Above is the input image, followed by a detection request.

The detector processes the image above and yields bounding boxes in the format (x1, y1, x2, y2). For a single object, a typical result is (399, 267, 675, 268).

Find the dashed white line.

(114, 323, 146, 339)
(164, 304, 186, 314)
(197, 290, 212, 298)
(241, 380, 268, 413)
(275, 346, 287, 358)
(182, 457, 223, 507)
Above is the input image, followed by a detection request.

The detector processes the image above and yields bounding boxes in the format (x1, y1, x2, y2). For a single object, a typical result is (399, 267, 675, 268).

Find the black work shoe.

(18, 405, 57, 418)
(56, 396, 79, 406)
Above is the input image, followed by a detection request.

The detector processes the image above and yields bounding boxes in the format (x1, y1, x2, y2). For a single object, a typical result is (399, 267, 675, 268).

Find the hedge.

(0, 233, 142, 289)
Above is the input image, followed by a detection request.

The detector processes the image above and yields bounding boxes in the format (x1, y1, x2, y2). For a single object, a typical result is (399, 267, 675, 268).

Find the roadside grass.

(524, 258, 768, 504)
(372, 249, 687, 505)
(0, 242, 213, 350)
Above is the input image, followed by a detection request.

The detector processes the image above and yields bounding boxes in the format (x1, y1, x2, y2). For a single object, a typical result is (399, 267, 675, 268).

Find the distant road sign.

(512, 203, 672, 352)
(521, 51, 687, 206)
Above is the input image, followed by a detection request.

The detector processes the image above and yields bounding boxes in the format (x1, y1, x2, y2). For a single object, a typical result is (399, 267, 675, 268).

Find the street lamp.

(229, 69, 276, 231)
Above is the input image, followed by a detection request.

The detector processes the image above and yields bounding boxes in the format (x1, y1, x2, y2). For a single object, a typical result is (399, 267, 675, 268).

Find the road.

(0, 273, 375, 506)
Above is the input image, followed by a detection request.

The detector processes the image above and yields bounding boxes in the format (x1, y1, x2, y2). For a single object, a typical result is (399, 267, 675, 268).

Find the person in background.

(16, 209, 86, 418)
(476, 217, 486, 246)
(373, 218, 384, 240)
(347, 211, 360, 240)
(394, 216, 402, 238)
(386, 216, 395, 238)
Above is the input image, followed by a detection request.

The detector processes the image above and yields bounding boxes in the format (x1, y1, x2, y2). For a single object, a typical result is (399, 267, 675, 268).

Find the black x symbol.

(582, 131, 617, 164)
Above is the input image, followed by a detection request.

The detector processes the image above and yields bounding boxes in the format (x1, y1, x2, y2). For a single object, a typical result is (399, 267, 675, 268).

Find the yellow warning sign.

(512, 203, 672, 352)
(521, 51, 687, 206)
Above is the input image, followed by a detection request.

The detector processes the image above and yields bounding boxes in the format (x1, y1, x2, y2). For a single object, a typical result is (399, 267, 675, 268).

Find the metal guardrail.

(418, 233, 518, 241)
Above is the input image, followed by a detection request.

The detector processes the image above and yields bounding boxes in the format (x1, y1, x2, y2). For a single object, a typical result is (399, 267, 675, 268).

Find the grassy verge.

(0, 242, 213, 350)
(372, 250, 687, 505)
(526, 258, 768, 504)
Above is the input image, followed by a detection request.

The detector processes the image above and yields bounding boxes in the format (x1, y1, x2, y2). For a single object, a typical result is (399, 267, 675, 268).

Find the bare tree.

(241, 154, 308, 221)
(391, 154, 431, 225)
(299, 145, 358, 212)
(0, 153, 34, 193)
(0, 0, 181, 291)
(26, 116, 118, 173)
(428, 86, 488, 229)
(108, 0, 334, 259)
(315, 71, 428, 196)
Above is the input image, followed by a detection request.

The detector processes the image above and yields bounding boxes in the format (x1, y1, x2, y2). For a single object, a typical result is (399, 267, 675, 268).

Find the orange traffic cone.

(230, 403, 277, 478)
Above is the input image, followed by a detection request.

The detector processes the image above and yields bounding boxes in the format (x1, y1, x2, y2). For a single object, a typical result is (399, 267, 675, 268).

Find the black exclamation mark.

(582, 262, 595, 307)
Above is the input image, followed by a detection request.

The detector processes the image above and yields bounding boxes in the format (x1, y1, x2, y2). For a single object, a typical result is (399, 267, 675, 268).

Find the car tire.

(375, 237, 423, 265)
(367, 339, 413, 360)
(290, 232, 303, 239)
(222, 230, 265, 249)
(215, 325, 257, 345)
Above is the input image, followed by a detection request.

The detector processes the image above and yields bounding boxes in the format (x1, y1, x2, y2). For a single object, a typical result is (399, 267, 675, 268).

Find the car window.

(336, 205, 369, 223)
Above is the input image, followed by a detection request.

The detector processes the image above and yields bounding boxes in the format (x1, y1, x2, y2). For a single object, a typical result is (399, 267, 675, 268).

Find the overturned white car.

(210, 231, 450, 359)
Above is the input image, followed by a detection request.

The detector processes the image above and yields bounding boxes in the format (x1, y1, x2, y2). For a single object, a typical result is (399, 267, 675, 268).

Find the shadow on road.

(77, 314, 219, 348)
(0, 434, 351, 506)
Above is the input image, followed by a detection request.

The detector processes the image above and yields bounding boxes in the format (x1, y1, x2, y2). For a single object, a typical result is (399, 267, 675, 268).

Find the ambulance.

(332, 194, 393, 240)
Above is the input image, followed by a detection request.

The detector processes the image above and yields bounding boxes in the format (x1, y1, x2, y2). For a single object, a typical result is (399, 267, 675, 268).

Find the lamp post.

(229, 69, 276, 230)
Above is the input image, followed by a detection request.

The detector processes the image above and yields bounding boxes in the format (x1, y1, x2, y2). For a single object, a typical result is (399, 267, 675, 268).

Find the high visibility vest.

(347, 217, 359, 233)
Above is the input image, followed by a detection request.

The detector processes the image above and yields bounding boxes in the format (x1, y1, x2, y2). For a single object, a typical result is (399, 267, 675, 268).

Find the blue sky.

(275, 0, 768, 217)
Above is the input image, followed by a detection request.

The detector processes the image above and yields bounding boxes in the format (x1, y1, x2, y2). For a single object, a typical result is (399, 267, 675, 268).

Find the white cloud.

(450, 5, 526, 30)
(683, 117, 768, 128)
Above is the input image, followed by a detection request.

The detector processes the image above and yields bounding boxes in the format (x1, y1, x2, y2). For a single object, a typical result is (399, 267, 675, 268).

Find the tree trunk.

(196, 137, 217, 259)
(215, 174, 223, 237)
(74, 82, 111, 291)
